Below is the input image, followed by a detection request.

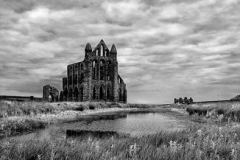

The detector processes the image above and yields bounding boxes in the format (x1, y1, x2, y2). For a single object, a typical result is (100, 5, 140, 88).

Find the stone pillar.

(86, 60, 92, 101)
(43, 85, 50, 101)
(113, 60, 119, 102)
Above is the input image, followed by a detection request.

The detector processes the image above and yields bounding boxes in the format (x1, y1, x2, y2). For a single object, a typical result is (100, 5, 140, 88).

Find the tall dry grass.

(186, 101, 240, 122)
(0, 101, 158, 137)
(1, 123, 240, 160)
(0, 101, 158, 118)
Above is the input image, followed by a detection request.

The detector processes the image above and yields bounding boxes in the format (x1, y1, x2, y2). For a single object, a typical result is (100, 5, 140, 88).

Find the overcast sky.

(0, 0, 240, 104)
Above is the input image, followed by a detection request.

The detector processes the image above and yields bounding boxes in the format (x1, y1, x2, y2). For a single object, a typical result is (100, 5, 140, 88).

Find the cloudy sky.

(0, 0, 240, 104)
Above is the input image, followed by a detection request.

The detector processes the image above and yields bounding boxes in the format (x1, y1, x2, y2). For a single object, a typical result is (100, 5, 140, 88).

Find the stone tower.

(60, 40, 127, 103)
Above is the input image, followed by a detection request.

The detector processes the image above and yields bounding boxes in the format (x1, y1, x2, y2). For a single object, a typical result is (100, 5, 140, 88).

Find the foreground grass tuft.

(1, 123, 240, 160)
(2, 101, 240, 159)
(186, 101, 240, 122)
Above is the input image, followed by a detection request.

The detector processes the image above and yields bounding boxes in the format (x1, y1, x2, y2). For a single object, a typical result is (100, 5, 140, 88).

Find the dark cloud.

(0, 0, 240, 103)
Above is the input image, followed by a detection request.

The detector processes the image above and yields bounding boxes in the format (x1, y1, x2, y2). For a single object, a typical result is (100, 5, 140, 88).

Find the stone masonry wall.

(44, 40, 127, 103)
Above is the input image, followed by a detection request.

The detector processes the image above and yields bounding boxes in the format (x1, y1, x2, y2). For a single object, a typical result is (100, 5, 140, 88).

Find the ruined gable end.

(43, 85, 59, 102)
(43, 39, 127, 103)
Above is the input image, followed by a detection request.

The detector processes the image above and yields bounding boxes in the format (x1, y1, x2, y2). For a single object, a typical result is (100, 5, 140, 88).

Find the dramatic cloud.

(0, 0, 239, 103)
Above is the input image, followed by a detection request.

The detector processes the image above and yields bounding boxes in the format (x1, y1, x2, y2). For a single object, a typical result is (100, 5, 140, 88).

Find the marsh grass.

(186, 101, 240, 122)
(2, 101, 240, 159)
(0, 101, 158, 118)
(0, 101, 159, 137)
(1, 123, 240, 160)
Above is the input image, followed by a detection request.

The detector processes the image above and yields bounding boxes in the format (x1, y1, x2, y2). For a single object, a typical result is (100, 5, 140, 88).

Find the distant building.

(43, 40, 127, 103)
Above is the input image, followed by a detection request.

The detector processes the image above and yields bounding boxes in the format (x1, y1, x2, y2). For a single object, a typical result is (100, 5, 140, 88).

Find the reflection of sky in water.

(8, 113, 186, 141)
(67, 113, 186, 136)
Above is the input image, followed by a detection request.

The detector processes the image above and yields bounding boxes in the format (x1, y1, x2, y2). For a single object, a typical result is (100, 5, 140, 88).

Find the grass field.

(1, 122, 240, 160)
(0, 101, 159, 137)
(1, 101, 240, 159)
(186, 101, 240, 122)
(0, 101, 159, 118)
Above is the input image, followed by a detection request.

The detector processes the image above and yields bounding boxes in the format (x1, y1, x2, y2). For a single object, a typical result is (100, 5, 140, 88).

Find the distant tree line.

(174, 97, 193, 104)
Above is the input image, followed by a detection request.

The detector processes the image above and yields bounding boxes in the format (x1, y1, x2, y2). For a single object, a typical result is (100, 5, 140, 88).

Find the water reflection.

(67, 113, 185, 136)
(7, 112, 186, 141)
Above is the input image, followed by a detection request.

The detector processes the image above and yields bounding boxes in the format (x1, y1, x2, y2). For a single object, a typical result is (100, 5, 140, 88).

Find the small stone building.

(43, 85, 59, 102)
(59, 40, 127, 103)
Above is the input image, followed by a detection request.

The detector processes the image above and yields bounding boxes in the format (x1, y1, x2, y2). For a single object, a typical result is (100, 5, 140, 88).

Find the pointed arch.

(60, 91, 63, 101)
(101, 45, 104, 56)
(106, 50, 109, 57)
(100, 86, 104, 100)
(100, 60, 105, 80)
(96, 49, 99, 56)
(74, 75, 77, 84)
(48, 93, 54, 102)
(106, 60, 111, 81)
(119, 88, 122, 101)
(81, 63, 84, 70)
(79, 87, 83, 101)
(69, 88, 73, 101)
(81, 73, 84, 83)
(92, 60, 97, 80)
(93, 87, 96, 100)
(74, 87, 79, 101)
(63, 88, 68, 101)
(107, 60, 111, 68)
(69, 75, 72, 85)
(107, 87, 110, 100)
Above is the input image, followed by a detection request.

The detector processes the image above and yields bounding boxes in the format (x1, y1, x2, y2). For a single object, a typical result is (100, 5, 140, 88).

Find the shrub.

(89, 105, 95, 110)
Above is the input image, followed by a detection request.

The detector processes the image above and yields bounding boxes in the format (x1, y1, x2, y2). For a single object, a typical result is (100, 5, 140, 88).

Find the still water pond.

(10, 112, 186, 141)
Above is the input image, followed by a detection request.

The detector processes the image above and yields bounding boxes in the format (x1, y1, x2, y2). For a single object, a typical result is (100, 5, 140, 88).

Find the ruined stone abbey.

(43, 40, 127, 103)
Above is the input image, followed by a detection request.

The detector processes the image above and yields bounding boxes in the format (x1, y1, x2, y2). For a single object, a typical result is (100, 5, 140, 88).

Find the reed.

(1, 123, 240, 160)
(0, 101, 159, 118)
(0, 101, 158, 137)
(186, 101, 240, 121)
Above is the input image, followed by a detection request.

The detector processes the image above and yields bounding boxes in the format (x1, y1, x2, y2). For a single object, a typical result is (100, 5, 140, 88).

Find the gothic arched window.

(80, 87, 84, 101)
(69, 88, 73, 101)
(101, 45, 104, 56)
(74, 87, 78, 101)
(100, 60, 105, 80)
(92, 60, 97, 80)
(81, 63, 84, 70)
(69, 75, 72, 85)
(119, 89, 122, 101)
(100, 86, 104, 100)
(96, 49, 99, 56)
(107, 87, 110, 100)
(93, 87, 96, 100)
(74, 75, 77, 84)
(81, 73, 84, 83)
